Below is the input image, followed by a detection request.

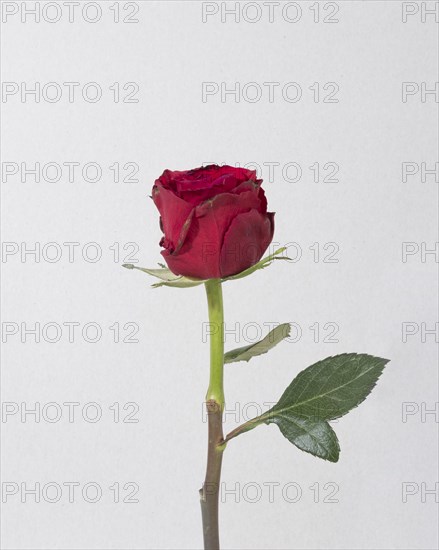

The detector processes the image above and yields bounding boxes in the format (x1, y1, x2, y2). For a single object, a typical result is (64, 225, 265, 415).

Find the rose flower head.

(152, 164, 274, 279)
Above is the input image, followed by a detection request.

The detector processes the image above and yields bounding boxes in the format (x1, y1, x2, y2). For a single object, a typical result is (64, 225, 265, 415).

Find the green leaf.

(224, 323, 291, 364)
(223, 353, 389, 462)
(272, 353, 389, 421)
(266, 413, 340, 462)
(223, 411, 339, 462)
(221, 247, 292, 282)
(122, 263, 206, 288)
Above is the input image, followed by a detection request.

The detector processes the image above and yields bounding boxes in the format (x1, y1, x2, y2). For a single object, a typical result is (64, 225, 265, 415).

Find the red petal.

(219, 209, 274, 278)
(162, 190, 261, 279)
(152, 185, 194, 251)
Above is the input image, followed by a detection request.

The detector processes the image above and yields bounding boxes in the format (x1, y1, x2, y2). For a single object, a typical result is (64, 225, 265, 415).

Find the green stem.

(204, 279, 225, 408)
(200, 279, 225, 550)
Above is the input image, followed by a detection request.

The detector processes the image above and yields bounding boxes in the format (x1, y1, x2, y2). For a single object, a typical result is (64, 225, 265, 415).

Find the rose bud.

(152, 164, 275, 279)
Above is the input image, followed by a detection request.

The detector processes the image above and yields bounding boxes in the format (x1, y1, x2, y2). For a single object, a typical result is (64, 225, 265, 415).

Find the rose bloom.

(152, 164, 275, 279)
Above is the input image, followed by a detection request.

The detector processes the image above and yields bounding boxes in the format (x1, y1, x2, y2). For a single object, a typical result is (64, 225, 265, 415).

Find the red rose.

(152, 164, 275, 279)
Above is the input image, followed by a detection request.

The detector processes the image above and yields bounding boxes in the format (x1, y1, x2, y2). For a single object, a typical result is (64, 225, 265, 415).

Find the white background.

(1, 1, 438, 549)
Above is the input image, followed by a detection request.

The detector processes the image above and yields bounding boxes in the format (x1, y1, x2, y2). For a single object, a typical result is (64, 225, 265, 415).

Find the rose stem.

(200, 278, 225, 550)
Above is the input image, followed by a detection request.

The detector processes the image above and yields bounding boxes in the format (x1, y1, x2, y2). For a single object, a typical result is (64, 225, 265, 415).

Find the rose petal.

(176, 166, 258, 204)
(162, 190, 262, 278)
(219, 209, 275, 278)
(152, 185, 194, 251)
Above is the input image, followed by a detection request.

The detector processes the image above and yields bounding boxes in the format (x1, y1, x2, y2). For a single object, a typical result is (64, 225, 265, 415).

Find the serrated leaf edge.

(267, 414, 340, 463)
(274, 354, 390, 421)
